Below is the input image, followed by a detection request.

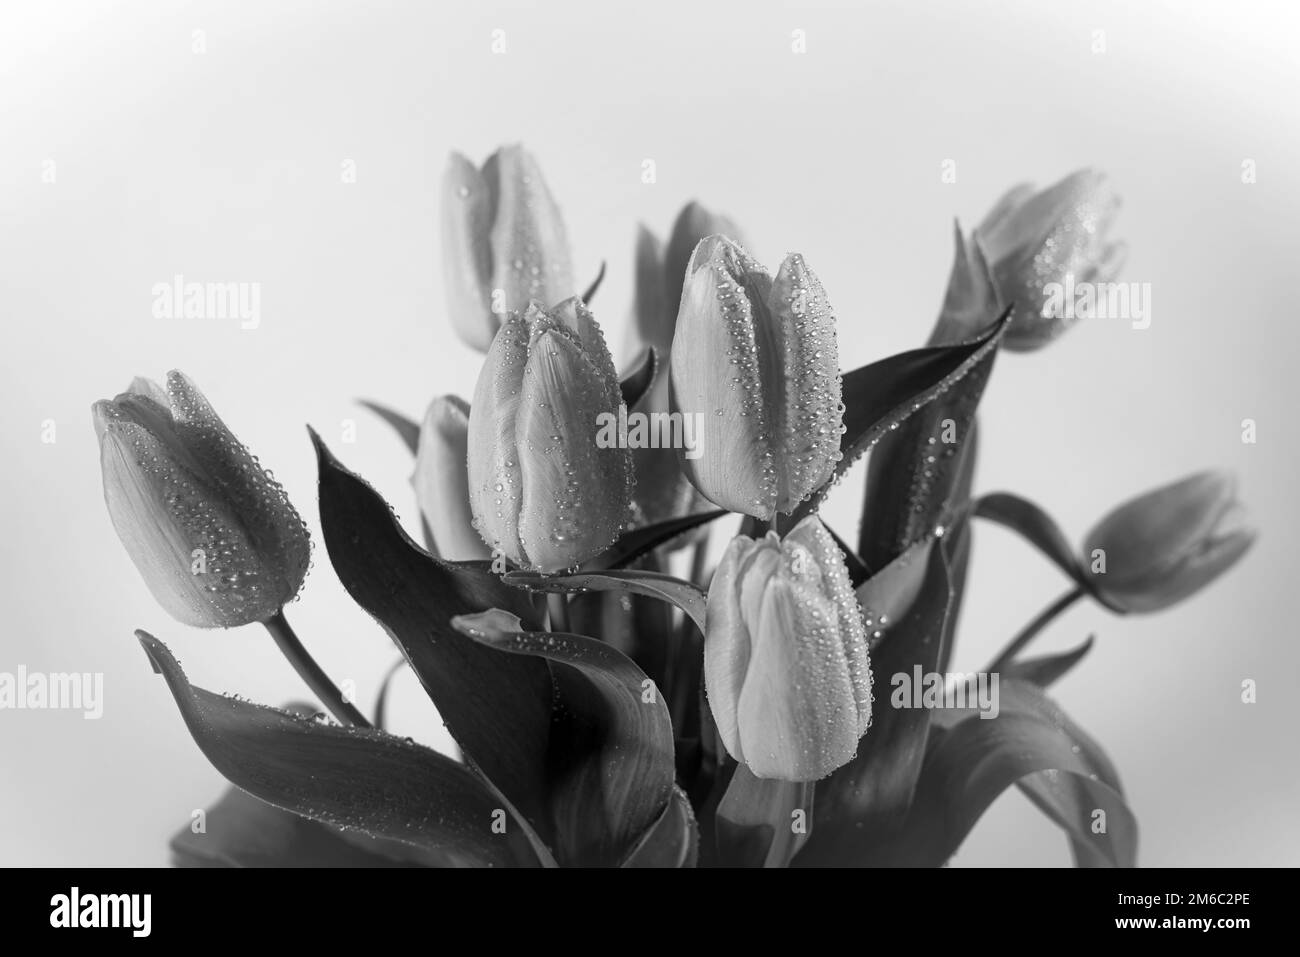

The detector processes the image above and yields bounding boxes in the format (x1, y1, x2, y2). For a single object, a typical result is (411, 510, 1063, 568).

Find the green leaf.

(792, 309, 1009, 523)
(311, 430, 555, 836)
(172, 785, 426, 868)
(358, 400, 420, 454)
(372, 657, 407, 730)
(584, 508, 729, 571)
(973, 492, 1100, 598)
(505, 568, 707, 635)
(889, 679, 1137, 867)
(1003, 635, 1095, 689)
(619, 347, 658, 410)
(621, 785, 699, 868)
(716, 765, 814, 868)
(139, 632, 540, 868)
(797, 529, 954, 865)
(582, 259, 607, 305)
(452, 609, 677, 867)
(857, 327, 997, 569)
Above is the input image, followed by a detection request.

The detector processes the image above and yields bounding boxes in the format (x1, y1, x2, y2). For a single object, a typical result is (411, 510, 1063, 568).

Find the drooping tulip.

(412, 395, 491, 561)
(467, 298, 634, 572)
(974, 169, 1126, 351)
(92, 372, 311, 628)
(1083, 471, 1255, 613)
(442, 144, 575, 352)
(670, 236, 843, 520)
(705, 517, 873, 781)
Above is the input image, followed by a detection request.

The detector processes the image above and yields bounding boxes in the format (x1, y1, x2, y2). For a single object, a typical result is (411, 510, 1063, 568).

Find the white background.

(1, 0, 1296, 866)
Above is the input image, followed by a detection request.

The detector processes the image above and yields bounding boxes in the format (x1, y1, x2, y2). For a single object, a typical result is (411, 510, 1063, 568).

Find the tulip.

(705, 517, 873, 781)
(412, 395, 491, 561)
(92, 372, 311, 628)
(670, 235, 843, 519)
(973, 169, 1126, 351)
(442, 144, 575, 352)
(468, 297, 634, 572)
(628, 203, 745, 531)
(1083, 471, 1256, 613)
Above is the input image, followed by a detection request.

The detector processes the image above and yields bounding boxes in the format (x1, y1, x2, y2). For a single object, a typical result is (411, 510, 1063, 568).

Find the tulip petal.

(736, 576, 860, 781)
(163, 371, 311, 605)
(671, 240, 778, 517)
(767, 254, 843, 512)
(664, 202, 745, 325)
(485, 144, 574, 317)
(704, 534, 755, 764)
(514, 327, 632, 572)
(413, 395, 490, 561)
(442, 152, 497, 351)
(467, 314, 530, 564)
(786, 518, 872, 734)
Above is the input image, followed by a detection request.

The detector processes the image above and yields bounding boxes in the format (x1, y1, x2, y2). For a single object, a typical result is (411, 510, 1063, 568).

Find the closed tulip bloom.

(442, 144, 575, 352)
(705, 517, 873, 781)
(975, 169, 1125, 351)
(468, 298, 634, 572)
(628, 203, 744, 531)
(670, 236, 844, 519)
(92, 372, 311, 628)
(1084, 471, 1255, 613)
(412, 395, 490, 561)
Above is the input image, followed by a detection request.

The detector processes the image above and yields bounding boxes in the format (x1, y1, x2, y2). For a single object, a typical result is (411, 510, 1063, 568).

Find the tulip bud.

(627, 204, 745, 532)
(92, 372, 311, 628)
(412, 395, 491, 561)
(974, 169, 1125, 351)
(1083, 471, 1256, 613)
(468, 298, 634, 572)
(442, 144, 575, 352)
(705, 517, 873, 781)
(670, 236, 843, 519)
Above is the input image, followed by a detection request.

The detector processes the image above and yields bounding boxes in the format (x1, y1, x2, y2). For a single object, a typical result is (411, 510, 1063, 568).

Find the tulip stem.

(547, 593, 570, 633)
(264, 611, 370, 728)
(988, 586, 1087, 674)
(688, 531, 712, 587)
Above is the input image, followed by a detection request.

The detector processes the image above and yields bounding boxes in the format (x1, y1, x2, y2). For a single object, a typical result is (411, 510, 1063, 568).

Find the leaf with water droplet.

(139, 630, 542, 867)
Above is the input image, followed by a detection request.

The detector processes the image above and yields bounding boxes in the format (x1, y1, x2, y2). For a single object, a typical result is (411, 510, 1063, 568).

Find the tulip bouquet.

(96, 146, 1254, 868)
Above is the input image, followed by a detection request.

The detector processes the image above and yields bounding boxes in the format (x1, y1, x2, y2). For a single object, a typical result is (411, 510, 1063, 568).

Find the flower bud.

(670, 236, 843, 519)
(975, 169, 1125, 351)
(1083, 471, 1255, 613)
(627, 203, 744, 532)
(412, 395, 490, 561)
(442, 144, 575, 352)
(705, 517, 873, 781)
(467, 298, 634, 572)
(92, 372, 311, 628)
